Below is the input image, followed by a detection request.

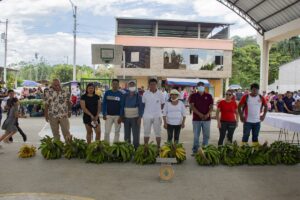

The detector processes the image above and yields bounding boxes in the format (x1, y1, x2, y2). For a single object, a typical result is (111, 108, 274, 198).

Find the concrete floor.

(0, 115, 299, 200)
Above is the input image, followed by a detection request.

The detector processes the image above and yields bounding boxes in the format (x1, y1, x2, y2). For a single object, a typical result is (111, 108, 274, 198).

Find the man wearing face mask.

(120, 81, 144, 149)
(189, 81, 214, 155)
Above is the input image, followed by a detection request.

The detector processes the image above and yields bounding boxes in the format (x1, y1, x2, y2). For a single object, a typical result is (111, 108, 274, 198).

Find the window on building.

(215, 56, 223, 65)
(131, 52, 139, 62)
(190, 55, 198, 64)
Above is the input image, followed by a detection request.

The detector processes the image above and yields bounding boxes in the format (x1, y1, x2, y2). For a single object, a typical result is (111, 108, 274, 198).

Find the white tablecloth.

(264, 113, 300, 133)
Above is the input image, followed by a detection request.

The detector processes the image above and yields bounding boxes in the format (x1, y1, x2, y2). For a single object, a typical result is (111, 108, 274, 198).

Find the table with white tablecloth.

(264, 113, 300, 144)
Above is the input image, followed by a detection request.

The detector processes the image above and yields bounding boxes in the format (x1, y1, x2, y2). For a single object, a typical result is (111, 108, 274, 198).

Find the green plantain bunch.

(39, 136, 64, 160)
(64, 137, 88, 159)
(267, 141, 300, 165)
(219, 141, 246, 166)
(108, 142, 135, 162)
(134, 142, 158, 165)
(86, 141, 110, 164)
(195, 144, 220, 166)
(195, 141, 300, 166)
(243, 142, 269, 165)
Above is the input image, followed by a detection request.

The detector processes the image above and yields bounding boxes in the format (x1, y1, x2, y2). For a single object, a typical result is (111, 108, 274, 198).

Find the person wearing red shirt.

(238, 83, 268, 145)
(71, 94, 78, 115)
(216, 90, 239, 145)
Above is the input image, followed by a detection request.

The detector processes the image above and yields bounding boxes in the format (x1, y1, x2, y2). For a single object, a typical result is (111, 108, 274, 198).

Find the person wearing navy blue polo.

(102, 79, 123, 144)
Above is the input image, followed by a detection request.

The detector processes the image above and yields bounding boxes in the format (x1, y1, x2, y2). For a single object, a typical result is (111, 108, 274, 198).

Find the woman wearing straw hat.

(163, 89, 186, 143)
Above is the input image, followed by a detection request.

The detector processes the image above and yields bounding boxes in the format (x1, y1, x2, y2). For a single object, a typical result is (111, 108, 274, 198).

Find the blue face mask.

(198, 86, 205, 92)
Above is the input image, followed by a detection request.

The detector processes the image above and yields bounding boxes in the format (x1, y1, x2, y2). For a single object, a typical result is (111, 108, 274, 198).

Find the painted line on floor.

(0, 193, 94, 200)
(38, 122, 50, 138)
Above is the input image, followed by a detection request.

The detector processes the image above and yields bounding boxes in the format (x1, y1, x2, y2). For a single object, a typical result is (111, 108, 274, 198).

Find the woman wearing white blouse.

(163, 89, 186, 143)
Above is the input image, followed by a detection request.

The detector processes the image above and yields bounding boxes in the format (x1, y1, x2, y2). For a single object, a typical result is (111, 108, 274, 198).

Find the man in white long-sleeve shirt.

(142, 79, 165, 147)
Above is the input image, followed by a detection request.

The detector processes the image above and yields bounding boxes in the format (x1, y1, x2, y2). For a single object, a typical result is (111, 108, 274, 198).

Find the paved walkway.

(0, 115, 299, 200)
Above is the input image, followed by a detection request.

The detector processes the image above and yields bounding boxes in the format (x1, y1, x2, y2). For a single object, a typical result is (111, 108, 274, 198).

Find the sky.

(0, 0, 257, 66)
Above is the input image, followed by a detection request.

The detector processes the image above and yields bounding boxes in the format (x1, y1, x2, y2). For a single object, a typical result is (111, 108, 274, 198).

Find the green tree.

(18, 60, 52, 81)
(231, 44, 260, 88)
(6, 71, 17, 89)
(230, 35, 300, 87)
(95, 66, 114, 79)
(77, 65, 95, 80)
(51, 64, 73, 82)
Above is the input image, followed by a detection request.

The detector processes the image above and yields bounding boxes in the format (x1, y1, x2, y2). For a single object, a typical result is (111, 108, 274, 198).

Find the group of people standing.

(215, 83, 268, 151)
(43, 78, 186, 150)
(0, 77, 271, 154)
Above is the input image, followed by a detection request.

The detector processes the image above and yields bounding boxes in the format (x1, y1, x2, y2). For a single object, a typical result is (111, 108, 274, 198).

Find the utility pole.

(35, 52, 39, 81)
(0, 19, 8, 87)
(66, 55, 69, 65)
(69, 0, 77, 81)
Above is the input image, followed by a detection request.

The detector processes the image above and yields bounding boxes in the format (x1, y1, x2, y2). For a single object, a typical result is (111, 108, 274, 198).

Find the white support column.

(258, 35, 272, 92)
(122, 50, 126, 79)
(225, 78, 229, 91)
(198, 24, 201, 39)
(155, 21, 158, 37)
(220, 78, 224, 98)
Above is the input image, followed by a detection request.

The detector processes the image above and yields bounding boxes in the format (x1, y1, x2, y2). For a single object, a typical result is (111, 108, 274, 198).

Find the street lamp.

(68, 0, 77, 81)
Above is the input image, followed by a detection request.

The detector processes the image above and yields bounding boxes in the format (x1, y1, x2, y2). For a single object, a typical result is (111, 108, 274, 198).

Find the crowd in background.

(231, 89, 300, 114)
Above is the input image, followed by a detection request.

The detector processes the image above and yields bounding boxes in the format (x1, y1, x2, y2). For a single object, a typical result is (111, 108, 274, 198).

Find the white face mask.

(171, 98, 179, 102)
(197, 86, 205, 92)
(128, 87, 136, 92)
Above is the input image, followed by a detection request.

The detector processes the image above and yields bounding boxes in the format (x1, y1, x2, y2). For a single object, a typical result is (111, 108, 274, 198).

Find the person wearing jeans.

(238, 83, 268, 145)
(189, 81, 213, 155)
(102, 79, 123, 144)
(121, 81, 144, 149)
(216, 90, 239, 146)
(242, 122, 260, 143)
(163, 89, 186, 143)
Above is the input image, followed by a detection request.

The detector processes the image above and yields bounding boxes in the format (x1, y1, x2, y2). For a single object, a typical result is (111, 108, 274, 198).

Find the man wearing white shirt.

(161, 87, 169, 102)
(142, 79, 165, 147)
(238, 83, 268, 145)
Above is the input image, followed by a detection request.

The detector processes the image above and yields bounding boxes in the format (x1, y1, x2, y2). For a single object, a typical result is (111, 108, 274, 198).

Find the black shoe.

(9, 137, 13, 142)
(22, 134, 27, 142)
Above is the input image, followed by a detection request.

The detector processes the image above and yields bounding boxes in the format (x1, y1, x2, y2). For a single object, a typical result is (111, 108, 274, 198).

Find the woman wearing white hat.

(163, 89, 186, 143)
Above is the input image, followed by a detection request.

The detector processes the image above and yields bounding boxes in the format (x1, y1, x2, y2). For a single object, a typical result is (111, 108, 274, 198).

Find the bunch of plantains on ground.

(195, 141, 300, 166)
(134, 142, 158, 165)
(18, 144, 37, 158)
(38, 136, 299, 166)
(39, 136, 64, 159)
(159, 142, 187, 163)
(64, 137, 88, 159)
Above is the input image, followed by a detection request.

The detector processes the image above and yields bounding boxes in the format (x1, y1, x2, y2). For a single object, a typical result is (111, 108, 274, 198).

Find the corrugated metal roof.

(217, 0, 300, 35)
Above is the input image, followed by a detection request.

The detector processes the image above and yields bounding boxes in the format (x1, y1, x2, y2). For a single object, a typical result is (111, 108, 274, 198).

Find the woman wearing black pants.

(163, 89, 186, 143)
(216, 90, 239, 145)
